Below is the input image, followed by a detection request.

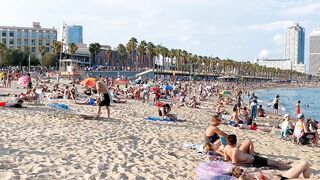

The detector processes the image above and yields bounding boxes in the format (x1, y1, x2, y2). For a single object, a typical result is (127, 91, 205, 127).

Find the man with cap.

(281, 114, 294, 139)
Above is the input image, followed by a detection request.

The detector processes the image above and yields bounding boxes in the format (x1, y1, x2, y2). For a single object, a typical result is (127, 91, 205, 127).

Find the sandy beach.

(0, 81, 320, 180)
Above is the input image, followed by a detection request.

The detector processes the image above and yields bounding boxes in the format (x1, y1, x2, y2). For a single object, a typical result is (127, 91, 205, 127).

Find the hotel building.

(0, 22, 57, 55)
(309, 28, 320, 76)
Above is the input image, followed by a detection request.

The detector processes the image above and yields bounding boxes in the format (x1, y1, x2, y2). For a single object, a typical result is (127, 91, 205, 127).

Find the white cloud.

(248, 21, 295, 31)
(273, 34, 283, 46)
(258, 49, 270, 58)
(282, 2, 320, 16)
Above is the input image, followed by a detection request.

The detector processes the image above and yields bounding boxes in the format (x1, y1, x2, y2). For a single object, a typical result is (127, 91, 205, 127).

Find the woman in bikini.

(204, 115, 228, 146)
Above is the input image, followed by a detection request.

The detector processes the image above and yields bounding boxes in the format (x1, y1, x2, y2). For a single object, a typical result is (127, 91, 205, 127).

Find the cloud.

(248, 21, 295, 31)
(282, 2, 320, 16)
(273, 34, 283, 46)
(258, 49, 270, 58)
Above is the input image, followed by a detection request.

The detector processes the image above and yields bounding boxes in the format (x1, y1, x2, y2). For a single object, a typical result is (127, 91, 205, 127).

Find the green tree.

(51, 41, 62, 55)
(38, 45, 46, 65)
(68, 43, 78, 59)
(126, 37, 138, 68)
(137, 40, 147, 68)
(106, 49, 113, 67)
(117, 44, 126, 70)
(89, 42, 101, 65)
(0, 42, 7, 65)
(41, 53, 56, 67)
(146, 42, 155, 68)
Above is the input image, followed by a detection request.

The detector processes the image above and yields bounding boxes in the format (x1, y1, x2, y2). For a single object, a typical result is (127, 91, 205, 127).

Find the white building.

(284, 23, 305, 72)
(256, 58, 292, 70)
(309, 28, 320, 76)
(292, 64, 306, 74)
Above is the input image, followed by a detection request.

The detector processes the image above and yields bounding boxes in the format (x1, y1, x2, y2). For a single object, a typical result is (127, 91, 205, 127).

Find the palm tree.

(51, 41, 62, 55)
(137, 40, 147, 69)
(126, 37, 138, 69)
(68, 43, 78, 59)
(106, 49, 113, 67)
(0, 42, 7, 65)
(117, 44, 126, 70)
(160, 46, 169, 70)
(146, 42, 155, 68)
(89, 42, 101, 66)
(38, 45, 46, 66)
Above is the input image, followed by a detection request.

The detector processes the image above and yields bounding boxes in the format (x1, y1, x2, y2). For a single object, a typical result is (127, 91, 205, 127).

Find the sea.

(251, 88, 320, 122)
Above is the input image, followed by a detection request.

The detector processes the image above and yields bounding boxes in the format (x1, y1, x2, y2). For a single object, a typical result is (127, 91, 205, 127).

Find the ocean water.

(252, 88, 320, 121)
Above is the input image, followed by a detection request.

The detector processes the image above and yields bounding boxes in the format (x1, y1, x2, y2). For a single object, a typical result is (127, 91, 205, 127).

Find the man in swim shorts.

(95, 76, 111, 119)
(224, 134, 291, 170)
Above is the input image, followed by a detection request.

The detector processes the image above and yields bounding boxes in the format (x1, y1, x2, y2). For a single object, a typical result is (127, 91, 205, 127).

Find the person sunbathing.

(19, 88, 39, 101)
(204, 138, 255, 157)
(224, 134, 291, 170)
(239, 123, 272, 133)
(232, 160, 311, 180)
(257, 104, 266, 117)
(110, 91, 127, 103)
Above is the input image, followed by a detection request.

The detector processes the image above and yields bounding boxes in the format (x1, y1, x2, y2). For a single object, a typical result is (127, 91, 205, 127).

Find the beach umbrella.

(219, 90, 232, 96)
(18, 75, 30, 86)
(163, 85, 173, 91)
(80, 78, 96, 88)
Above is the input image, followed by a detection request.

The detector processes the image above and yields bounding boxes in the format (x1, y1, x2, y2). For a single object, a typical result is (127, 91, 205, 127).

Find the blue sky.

(1, 0, 319, 64)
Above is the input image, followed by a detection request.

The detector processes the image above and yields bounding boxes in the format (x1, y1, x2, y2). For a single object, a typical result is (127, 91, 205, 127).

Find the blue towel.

(48, 103, 69, 111)
(144, 117, 174, 122)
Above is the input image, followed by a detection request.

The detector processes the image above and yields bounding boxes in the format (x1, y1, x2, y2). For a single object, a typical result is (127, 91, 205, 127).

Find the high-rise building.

(65, 25, 83, 45)
(284, 23, 305, 70)
(0, 22, 57, 54)
(309, 28, 320, 76)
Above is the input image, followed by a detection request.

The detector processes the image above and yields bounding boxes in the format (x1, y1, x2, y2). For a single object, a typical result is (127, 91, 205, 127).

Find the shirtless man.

(95, 77, 111, 119)
(224, 134, 290, 170)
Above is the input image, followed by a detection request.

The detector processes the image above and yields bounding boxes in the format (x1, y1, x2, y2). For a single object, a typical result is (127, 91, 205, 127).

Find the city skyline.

(0, 0, 319, 66)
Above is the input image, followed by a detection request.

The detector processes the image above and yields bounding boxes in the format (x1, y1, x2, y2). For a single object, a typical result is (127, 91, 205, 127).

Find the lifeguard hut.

(60, 59, 84, 78)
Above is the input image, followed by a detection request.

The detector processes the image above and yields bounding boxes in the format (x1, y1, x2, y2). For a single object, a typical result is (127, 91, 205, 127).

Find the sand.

(0, 81, 319, 179)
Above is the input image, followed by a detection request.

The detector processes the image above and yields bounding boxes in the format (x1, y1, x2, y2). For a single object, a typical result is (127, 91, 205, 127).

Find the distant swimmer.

(296, 100, 301, 115)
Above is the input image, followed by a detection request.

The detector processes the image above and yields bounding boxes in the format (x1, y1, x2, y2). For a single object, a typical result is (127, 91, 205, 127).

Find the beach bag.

(299, 137, 310, 145)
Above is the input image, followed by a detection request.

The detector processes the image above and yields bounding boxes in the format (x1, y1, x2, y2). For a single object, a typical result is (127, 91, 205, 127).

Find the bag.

(299, 137, 310, 145)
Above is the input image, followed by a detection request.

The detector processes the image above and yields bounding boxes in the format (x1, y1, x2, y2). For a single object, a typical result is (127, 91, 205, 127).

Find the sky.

(1, 0, 320, 65)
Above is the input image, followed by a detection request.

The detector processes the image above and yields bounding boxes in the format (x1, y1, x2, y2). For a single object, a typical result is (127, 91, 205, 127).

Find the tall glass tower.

(65, 25, 83, 45)
(284, 23, 305, 65)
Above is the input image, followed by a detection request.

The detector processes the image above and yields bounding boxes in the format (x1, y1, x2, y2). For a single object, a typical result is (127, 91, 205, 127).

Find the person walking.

(95, 76, 111, 119)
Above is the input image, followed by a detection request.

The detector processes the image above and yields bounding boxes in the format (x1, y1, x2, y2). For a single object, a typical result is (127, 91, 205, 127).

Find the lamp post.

(58, 24, 66, 84)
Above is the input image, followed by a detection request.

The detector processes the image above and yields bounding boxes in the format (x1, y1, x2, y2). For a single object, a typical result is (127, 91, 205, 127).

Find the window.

(45, 33, 50, 39)
(46, 41, 49, 46)
(24, 39, 28, 46)
(17, 39, 21, 45)
(31, 31, 36, 39)
(2, 32, 6, 37)
(38, 32, 42, 39)
(17, 31, 21, 38)
(46, 47, 50, 52)
(2, 38, 6, 44)
(31, 39, 35, 46)
(31, 47, 35, 52)
(39, 41, 42, 46)
(9, 31, 14, 37)
(17, 46, 21, 49)
(24, 31, 28, 38)
(9, 39, 14, 45)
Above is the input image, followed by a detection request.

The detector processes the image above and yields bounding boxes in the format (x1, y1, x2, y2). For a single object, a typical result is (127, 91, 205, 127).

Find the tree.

(68, 43, 78, 59)
(89, 42, 101, 66)
(106, 49, 113, 67)
(137, 40, 147, 68)
(126, 37, 138, 68)
(38, 45, 46, 66)
(117, 44, 126, 70)
(51, 41, 62, 55)
(0, 42, 7, 65)
(41, 53, 56, 67)
(146, 42, 155, 68)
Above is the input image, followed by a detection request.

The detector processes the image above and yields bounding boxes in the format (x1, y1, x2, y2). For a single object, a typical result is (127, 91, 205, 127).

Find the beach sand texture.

(0, 82, 319, 179)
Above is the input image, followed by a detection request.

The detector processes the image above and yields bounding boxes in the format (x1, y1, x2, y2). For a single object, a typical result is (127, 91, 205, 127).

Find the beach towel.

(48, 103, 69, 111)
(196, 161, 234, 178)
(197, 175, 236, 180)
(144, 116, 174, 122)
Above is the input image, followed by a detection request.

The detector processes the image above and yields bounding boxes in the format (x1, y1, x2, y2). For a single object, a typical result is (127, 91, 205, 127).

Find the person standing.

(273, 95, 279, 116)
(250, 99, 258, 120)
(95, 76, 111, 119)
(296, 100, 301, 115)
(236, 91, 242, 114)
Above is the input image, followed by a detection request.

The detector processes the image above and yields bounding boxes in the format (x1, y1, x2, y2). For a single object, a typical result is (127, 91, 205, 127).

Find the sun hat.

(297, 113, 304, 119)
(284, 114, 290, 119)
